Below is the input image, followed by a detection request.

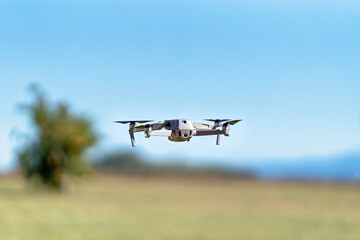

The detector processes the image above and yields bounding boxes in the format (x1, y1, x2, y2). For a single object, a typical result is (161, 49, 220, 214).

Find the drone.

(114, 119, 242, 147)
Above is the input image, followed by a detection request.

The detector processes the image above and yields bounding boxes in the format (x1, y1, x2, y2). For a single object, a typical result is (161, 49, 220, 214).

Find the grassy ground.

(0, 174, 359, 240)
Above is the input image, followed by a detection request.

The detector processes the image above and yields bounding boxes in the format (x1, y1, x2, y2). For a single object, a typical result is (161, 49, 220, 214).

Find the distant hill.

(94, 150, 360, 182)
(94, 151, 255, 179)
(249, 152, 360, 181)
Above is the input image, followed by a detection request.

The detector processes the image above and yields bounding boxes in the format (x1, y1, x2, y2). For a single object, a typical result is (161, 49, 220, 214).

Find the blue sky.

(1, 0, 360, 171)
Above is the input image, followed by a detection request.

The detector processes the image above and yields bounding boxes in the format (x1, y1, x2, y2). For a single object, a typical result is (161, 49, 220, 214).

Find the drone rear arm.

(194, 129, 225, 136)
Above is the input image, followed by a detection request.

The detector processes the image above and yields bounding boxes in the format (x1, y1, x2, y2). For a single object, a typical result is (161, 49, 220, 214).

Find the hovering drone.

(114, 119, 242, 147)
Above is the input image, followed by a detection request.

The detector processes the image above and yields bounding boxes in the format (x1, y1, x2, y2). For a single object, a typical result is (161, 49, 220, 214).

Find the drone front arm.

(132, 128, 145, 133)
(150, 123, 165, 130)
(149, 131, 172, 137)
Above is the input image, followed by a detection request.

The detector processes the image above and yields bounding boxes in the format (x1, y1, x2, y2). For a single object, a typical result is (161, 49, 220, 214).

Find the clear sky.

(1, 0, 360, 171)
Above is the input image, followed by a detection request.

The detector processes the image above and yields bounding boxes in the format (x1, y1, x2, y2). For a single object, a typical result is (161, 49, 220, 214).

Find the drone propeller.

(114, 120, 154, 147)
(114, 120, 154, 124)
(205, 119, 231, 145)
(224, 119, 242, 126)
(205, 119, 242, 145)
(204, 119, 231, 123)
(205, 119, 243, 126)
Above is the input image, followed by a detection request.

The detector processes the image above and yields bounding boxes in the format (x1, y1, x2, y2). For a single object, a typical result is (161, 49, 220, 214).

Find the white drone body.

(115, 119, 242, 147)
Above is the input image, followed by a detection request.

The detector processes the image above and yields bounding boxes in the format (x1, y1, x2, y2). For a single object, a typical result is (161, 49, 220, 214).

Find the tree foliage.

(17, 85, 98, 190)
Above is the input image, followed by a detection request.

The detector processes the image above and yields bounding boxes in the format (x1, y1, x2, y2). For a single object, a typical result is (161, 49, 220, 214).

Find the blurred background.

(1, 0, 360, 239)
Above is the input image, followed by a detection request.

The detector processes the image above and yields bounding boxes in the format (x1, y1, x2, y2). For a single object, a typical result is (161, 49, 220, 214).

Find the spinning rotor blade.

(224, 119, 243, 125)
(114, 120, 154, 124)
(204, 119, 231, 123)
(205, 119, 243, 125)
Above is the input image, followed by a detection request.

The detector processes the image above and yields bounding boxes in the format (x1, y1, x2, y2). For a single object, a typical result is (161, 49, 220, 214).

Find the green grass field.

(0, 174, 359, 240)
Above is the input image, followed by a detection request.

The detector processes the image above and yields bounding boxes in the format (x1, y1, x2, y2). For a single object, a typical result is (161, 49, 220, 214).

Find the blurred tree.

(17, 85, 98, 191)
